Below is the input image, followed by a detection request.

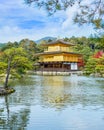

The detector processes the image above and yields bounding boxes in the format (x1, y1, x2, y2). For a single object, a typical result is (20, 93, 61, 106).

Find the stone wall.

(34, 71, 83, 76)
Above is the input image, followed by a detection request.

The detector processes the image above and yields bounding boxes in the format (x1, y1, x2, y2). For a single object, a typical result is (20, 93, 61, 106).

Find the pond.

(0, 75, 104, 130)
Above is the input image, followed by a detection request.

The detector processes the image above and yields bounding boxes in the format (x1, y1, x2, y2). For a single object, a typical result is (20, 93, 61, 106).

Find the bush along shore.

(0, 87, 15, 96)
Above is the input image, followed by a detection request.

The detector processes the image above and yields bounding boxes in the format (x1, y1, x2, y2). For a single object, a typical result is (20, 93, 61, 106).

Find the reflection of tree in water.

(0, 96, 30, 130)
(0, 75, 38, 130)
(8, 75, 37, 105)
(9, 75, 35, 87)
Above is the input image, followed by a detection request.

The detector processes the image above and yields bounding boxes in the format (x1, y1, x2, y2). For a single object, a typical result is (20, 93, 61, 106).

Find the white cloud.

(0, 24, 59, 42)
(62, 4, 78, 30)
(60, 2, 95, 38)
(0, 0, 96, 43)
(81, 0, 92, 5)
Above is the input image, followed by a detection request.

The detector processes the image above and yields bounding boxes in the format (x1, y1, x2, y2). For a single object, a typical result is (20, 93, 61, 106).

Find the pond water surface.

(0, 75, 104, 130)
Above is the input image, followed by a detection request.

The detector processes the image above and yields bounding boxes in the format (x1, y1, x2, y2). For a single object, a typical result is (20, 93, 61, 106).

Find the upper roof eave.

(44, 39, 74, 46)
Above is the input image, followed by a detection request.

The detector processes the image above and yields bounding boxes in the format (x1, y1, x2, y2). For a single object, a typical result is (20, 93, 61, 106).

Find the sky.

(0, 0, 96, 43)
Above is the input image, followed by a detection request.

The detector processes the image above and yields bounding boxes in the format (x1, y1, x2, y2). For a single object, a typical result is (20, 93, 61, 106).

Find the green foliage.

(76, 45, 93, 63)
(85, 57, 97, 74)
(85, 55, 104, 75)
(19, 39, 40, 61)
(36, 40, 47, 53)
(1, 41, 19, 51)
(0, 47, 33, 87)
(0, 43, 5, 49)
(0, 62, 7, 74)
(3, 47, 32, 69)
(96, 35, 104, 50)
(95, 56, 104, 74)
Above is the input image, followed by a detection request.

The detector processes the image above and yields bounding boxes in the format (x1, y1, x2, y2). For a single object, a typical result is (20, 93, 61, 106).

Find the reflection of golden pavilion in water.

(40, 76, 71, 109)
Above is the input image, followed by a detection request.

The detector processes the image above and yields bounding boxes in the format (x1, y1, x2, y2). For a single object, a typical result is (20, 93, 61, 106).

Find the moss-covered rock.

(0, 87, 15, 96)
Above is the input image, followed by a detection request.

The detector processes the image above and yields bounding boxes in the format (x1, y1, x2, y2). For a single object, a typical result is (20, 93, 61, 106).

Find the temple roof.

(35, 51, 82, 56)
(45, 39, 74, 46)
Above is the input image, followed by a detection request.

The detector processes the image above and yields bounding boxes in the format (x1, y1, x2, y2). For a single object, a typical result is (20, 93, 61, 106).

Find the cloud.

(62, 4, 78, 30)
(0, 0, 95, 43)
(0, 22, 61, 42)
(60, 3, 95, 38)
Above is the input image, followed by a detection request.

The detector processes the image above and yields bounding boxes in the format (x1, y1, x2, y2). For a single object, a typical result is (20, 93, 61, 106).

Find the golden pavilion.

(35, 39, 82, 71)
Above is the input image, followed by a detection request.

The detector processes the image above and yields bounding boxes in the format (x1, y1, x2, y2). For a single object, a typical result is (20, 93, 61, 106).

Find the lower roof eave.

(38, 61, 78, 64)
(34, 51, 82, 56)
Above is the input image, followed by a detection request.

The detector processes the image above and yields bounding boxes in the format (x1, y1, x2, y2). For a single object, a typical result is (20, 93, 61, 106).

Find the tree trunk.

(4, 60, 11, 89)
(5, 96, 10, 121)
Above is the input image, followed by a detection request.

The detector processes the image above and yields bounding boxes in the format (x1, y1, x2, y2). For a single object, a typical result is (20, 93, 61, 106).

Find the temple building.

(35, 39, 83, 72)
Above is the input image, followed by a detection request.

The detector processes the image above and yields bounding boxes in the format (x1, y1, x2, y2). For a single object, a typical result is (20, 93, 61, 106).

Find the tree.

(19, 39, 39, 61)
(0, 47, 32, 89)
(85, 56, 97, 74)
(1, 41, 19, 51)
(85, 53, 104, 75)
(25, 0, 104, 29)
(36, 40, 47, 52)
(95, 56, 104, 75)
(96, 35, 104, 50)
